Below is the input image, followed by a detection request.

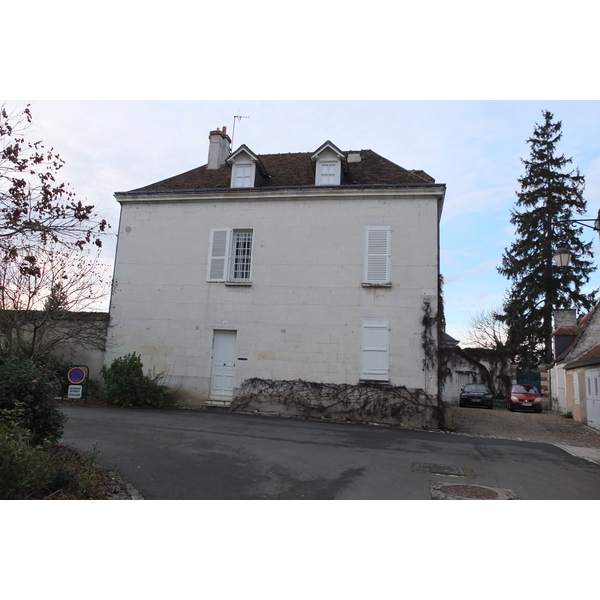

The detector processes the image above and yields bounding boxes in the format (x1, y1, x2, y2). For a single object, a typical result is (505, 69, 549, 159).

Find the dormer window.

(226, 144, 269, 189)
(318, 161, 338, 185)
(311, 141, 345, 186)
(233, 163, 254, 188)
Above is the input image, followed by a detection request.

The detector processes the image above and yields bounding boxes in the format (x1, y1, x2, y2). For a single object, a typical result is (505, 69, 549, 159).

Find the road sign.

(68, 367, 86, 384)
(68, 385, 83, 399)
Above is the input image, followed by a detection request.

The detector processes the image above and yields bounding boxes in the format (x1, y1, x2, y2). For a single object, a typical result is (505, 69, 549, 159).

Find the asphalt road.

(60, 405, 600, 500)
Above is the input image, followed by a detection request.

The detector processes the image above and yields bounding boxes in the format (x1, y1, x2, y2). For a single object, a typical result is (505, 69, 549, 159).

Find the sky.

(10, 99, 600, 342)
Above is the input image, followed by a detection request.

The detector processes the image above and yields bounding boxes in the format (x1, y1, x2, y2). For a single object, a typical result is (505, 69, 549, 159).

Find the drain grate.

(412, 462, 474, 477)
(539, 423, 583, 433)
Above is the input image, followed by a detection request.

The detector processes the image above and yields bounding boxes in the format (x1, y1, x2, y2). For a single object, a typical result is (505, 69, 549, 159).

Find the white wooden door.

(585, 369, 600, 431)
(211, 330, 237, 398)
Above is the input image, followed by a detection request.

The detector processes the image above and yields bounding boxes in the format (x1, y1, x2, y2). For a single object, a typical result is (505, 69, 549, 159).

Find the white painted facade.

(552, 305, 600, 429)
(106, 185, 444, 406)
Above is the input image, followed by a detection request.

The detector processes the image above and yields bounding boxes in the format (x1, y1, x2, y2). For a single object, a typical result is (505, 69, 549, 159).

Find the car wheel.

(508, 404, 514, 412)
(459, 400, 464, 407)
(489, 403, 494, 410)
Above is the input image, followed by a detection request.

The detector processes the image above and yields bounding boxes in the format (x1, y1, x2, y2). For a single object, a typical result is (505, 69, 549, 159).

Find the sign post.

(65, 366, 89, 400)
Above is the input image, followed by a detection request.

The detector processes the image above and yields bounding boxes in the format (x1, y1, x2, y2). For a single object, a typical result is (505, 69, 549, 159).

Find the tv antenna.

(231, 112, 249, 149)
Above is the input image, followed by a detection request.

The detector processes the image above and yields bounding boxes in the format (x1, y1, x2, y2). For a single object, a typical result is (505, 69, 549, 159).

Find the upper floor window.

(311, 142, 344, 186)
(232, 163, 254, 188)
(317, 161, 339, 185)
(207, 228, 254, 283)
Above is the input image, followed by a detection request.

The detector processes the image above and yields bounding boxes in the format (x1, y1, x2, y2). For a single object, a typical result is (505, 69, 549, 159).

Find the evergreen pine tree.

(498, 110, 597, 366)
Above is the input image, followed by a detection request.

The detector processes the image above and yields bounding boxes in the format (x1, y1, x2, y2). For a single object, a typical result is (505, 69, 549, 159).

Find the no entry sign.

(67, 367, 86, 384)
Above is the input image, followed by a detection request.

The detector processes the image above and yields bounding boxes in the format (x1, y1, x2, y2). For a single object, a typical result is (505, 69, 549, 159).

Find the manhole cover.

(442, 484, 498, 499)
(430, 481, 518, 500)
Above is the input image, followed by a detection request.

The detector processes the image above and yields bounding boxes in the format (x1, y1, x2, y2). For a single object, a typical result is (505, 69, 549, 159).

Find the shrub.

(0, 423, 51, 499)
(0, 355, 66, 445)
(0, 423, 120, 499)
(101, 352, 171, 408)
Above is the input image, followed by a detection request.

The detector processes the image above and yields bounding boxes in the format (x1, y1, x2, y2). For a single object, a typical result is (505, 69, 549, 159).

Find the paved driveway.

(60, 404, 600, 500)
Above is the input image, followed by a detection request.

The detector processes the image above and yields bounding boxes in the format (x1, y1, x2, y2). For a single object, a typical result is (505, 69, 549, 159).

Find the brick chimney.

(207, 126, 231, 169)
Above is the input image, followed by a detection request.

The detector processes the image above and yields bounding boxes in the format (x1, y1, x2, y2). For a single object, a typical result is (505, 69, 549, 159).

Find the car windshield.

(463, 384, 488, 393)
(512, 384, 538, 394)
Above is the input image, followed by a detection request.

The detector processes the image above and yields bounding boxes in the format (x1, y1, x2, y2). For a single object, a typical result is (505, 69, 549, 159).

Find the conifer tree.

(498, 110, 597, 366)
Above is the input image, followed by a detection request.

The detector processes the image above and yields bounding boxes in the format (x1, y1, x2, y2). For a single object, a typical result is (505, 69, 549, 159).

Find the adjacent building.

(552, 306, 600, 430)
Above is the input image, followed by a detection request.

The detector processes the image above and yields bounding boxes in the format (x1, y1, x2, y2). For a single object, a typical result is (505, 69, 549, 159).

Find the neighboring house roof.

(555, 303, 600, 363)
(440, 331, 460, 348)
(564, 344, 600, 370)
(119, 149, 436, 195)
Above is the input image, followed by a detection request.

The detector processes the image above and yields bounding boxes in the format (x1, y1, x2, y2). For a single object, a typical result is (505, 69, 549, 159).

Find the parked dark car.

(508, 384, 542, 413)
(459, 383, 494, 409)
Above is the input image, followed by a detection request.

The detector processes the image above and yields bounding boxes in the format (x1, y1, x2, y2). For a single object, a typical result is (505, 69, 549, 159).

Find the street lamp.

(553, 209, 600, 268)
(553, 247, 573, 267)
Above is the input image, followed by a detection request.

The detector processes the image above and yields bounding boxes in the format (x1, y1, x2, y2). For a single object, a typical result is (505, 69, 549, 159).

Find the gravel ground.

(449, 404, 600, 447)
(448, 404, 600, 465)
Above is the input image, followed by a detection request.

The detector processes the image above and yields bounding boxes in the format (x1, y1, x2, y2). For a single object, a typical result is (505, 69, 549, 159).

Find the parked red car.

(508, 384, 542, 413)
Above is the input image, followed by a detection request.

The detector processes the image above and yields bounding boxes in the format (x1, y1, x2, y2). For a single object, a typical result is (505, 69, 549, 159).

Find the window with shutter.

(232, 163, 254, 188)
(361, 318, 390, 381)
(207, 228, 253, 282)
(317, 161, 338, 185)
(363, 226, 391, 285)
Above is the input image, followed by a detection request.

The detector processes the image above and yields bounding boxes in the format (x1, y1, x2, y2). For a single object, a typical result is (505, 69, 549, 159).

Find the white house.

(552, 306, 600, 430)
(105, 128, 446, 427)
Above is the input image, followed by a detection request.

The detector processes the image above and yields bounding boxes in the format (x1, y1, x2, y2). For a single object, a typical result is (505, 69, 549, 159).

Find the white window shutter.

(317, 161, 339, 185)
(361, 318, 390, 381)
(233, 164, 253, 188)
(207, 229, 230, 281)
(364, 226, 391, 284)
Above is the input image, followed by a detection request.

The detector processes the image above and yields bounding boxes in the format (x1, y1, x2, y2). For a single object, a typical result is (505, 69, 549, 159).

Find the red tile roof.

(121, 149, 436, 194)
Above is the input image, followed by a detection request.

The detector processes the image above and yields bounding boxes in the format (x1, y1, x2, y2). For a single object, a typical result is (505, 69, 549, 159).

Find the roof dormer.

(311, 141, 346, 186)
(226, 144, 269, 188)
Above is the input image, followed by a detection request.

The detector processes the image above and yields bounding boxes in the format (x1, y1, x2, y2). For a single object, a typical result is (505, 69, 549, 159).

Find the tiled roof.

(565, 344, 600, 370)
(123, 149, 436, 194)
(555, 304, 600, 361)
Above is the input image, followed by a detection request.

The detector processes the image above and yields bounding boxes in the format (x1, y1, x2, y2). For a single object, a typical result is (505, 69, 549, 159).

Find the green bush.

(101, 352, 172, 408)
(0, 355, 66, 445)
(0, 423, 115, 500)
(0, 423, 51, 499)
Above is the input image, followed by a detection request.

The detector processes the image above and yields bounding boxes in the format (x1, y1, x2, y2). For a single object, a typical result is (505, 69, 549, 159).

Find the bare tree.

(0, 242, 110, 358)
(461, 307, 509, 350)
(1, 102, 107, 275)
(1, 102, 111, 359)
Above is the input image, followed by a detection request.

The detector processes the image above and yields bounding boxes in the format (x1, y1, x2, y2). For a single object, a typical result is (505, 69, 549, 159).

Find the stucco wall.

(50, 313, 109, 381)
(106, 188, 441, 405)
